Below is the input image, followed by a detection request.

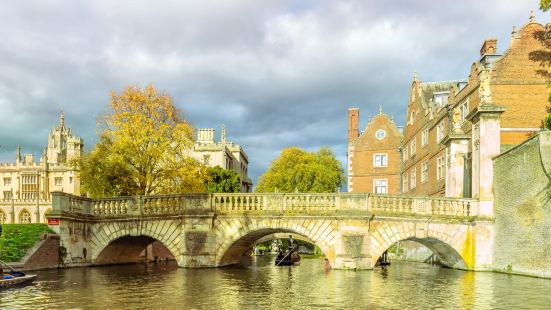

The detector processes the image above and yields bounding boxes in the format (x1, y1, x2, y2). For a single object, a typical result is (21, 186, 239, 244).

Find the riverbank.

(0, 224, 53, 262)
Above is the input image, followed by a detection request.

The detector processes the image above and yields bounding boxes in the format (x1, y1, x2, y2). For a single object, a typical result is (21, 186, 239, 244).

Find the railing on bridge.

(50, 191, 480, 219)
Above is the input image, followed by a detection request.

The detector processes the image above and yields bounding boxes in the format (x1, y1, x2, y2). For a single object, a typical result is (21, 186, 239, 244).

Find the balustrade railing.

(50, 191, 481, 219)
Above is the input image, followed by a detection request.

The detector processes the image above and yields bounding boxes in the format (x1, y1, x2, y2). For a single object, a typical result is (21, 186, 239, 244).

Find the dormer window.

(433, 91, 449, 108)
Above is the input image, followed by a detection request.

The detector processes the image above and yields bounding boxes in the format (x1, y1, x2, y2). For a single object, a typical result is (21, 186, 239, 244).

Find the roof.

(418, 80, 464, 109)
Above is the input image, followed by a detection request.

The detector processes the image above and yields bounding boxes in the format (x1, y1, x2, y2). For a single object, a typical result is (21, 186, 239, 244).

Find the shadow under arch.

(94, 235, 176, 265)
(374, 237, 467, 269)
(218, 228, 326, 267)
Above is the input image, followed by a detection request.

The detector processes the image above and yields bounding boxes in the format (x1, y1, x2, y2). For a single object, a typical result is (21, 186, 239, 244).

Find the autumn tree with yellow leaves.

(77, 85, 209, 197)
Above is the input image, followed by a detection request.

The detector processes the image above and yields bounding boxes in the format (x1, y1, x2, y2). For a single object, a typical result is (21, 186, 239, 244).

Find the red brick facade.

(401, 18, 550, 197)
(347, 109, 402, 193)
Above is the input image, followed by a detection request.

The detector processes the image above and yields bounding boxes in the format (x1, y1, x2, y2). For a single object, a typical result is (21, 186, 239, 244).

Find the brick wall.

(22, 234, 60, 270)
(493, 131, 551, 278)
(348, 111, 402, 193)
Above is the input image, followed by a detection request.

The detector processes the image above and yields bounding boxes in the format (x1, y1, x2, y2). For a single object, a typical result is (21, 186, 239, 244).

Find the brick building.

(401, 15, 550, 198)
(347, 108, 402, 193)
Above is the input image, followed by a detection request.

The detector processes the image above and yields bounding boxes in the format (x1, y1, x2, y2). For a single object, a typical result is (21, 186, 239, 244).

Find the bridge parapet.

(212, 193, 480, 219)
(50, 191, 482, 219)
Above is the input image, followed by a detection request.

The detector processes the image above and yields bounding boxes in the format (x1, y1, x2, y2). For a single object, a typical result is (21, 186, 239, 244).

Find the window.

(373, 179, 388, 194)
(374, 154, 388, 167)
(437, 156, 445, 180)
(411, 168, 417, 189)
(203, 155, 211, 165)
(460, 101, 469, 123)
(402, 173, 408, 192)
(421, 162, 428, 183)
(0, 209, 6, 224)
(69, 177, 73, 184)
(19, 209, 31, 224)
(3, 191, 12, 200)
(436, 121, 445, 142)
(422, 128, 428, 147)
(410, 138, 417, 156)
(403, 145, 408, 162)
(55, 177, 63, 186)
(375, 129, 386, 140)
(3, 177, 11, 186)
(433, 91, 449, 108)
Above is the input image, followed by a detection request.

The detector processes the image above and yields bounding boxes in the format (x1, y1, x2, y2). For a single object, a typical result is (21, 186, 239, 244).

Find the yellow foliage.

(79, 84, 209, 197)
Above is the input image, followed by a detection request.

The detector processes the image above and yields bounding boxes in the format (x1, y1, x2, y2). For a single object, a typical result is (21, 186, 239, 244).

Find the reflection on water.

(1, 256, 551, 309)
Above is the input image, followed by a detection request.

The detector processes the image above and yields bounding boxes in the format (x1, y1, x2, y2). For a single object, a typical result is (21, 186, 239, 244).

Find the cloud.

(0, 0, 542, 186)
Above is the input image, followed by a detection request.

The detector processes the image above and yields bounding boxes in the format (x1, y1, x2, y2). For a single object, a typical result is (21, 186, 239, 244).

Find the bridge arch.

(89, 220, 181, 265)
(370, 221, 470, 269)
(214, 218, 339, 266)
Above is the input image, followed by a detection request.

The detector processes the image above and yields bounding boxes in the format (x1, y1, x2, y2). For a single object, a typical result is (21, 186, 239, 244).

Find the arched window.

(0, 209, 7, 224)
(43, 208, 52, 223)
(19, 209, 32, 224)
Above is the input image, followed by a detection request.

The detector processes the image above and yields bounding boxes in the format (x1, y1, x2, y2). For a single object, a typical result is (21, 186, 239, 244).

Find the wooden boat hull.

(0, 275, 37, 289)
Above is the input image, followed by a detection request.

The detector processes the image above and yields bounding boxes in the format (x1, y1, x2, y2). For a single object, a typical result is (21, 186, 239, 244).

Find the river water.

(1, 256, 551, 309)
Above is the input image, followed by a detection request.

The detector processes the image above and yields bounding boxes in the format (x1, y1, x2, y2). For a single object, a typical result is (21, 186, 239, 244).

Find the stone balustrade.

(50, 191, 481, 219)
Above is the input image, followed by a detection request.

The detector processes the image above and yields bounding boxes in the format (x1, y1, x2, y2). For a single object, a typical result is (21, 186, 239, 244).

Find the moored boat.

(0, 274, 37, 289)
(0, 259, 37, 289)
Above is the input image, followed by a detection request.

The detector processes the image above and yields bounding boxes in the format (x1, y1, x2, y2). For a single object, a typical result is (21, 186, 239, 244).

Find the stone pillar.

(178, 215, 217, 268)
(333, 223, 372, 270)
(442, 133, 470, 197)
(467, 103, 506, 217)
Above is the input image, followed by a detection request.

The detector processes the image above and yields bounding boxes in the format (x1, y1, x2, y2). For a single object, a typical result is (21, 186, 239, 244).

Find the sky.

(0, 0, 545, 186)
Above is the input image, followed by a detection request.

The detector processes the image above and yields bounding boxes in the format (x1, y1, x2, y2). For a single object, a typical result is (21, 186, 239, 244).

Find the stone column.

(466, 103, 506, 217)
(442, 133, 470, 197)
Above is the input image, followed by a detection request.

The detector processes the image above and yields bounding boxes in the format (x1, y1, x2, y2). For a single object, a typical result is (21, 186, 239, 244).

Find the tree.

(205, 166, 241, 193)
(536, 0, 551, 129)
(255, 147, 344, 193)
(76, 84, 209, 197)
(542, 0, 551, 11)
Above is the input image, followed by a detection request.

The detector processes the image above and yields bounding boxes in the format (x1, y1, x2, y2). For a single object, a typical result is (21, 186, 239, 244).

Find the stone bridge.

(47, 192, 494, 270)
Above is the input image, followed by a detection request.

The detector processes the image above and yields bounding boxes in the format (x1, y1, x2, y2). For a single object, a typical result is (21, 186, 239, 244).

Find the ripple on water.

(1, 259, 551, 309)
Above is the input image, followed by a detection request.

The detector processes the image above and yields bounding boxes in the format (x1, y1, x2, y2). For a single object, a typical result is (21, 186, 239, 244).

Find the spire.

(221, 123, 226, 143)
(379, 105, 383, 115)
(60, 110, 65, 129)
(390, 114, 395, 124)
(529, 10, 535, 23)
(413, 70, 418, 82)
(16, 145, 21, 162)
(511, 25, 517, 36)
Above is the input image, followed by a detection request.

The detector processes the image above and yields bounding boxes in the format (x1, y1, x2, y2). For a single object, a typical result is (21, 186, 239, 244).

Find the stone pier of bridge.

(47, 192, 494, 271)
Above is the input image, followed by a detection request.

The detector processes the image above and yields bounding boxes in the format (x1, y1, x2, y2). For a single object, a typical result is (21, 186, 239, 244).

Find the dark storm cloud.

(0, 0, 543, 185)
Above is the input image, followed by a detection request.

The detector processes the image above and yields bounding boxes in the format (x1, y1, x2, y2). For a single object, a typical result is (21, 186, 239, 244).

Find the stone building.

(347, 107, 402, 193)
(0, 113, 83, 223)
(190, 124, 252, 192)
(401, 15, 550, 198)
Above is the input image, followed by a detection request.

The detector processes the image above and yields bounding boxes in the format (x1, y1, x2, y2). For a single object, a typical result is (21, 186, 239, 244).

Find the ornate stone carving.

(452, 108, 462, 132)
(479, 67, 492, 104)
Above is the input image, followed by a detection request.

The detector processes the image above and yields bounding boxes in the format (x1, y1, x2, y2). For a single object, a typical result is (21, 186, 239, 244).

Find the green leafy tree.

(75, 84, 209, 197)
(538, 0, 551, 129)
(206, 166, 241, 193)
(255, 147, 344, 193)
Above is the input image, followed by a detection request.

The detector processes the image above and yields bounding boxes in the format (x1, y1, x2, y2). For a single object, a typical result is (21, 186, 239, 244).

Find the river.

(1, 256, 551, 309)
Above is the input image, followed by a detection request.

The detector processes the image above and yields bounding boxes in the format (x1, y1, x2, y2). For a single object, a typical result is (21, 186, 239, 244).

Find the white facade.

(0, 113, 83, 223)
(190, 125, 252, 192)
